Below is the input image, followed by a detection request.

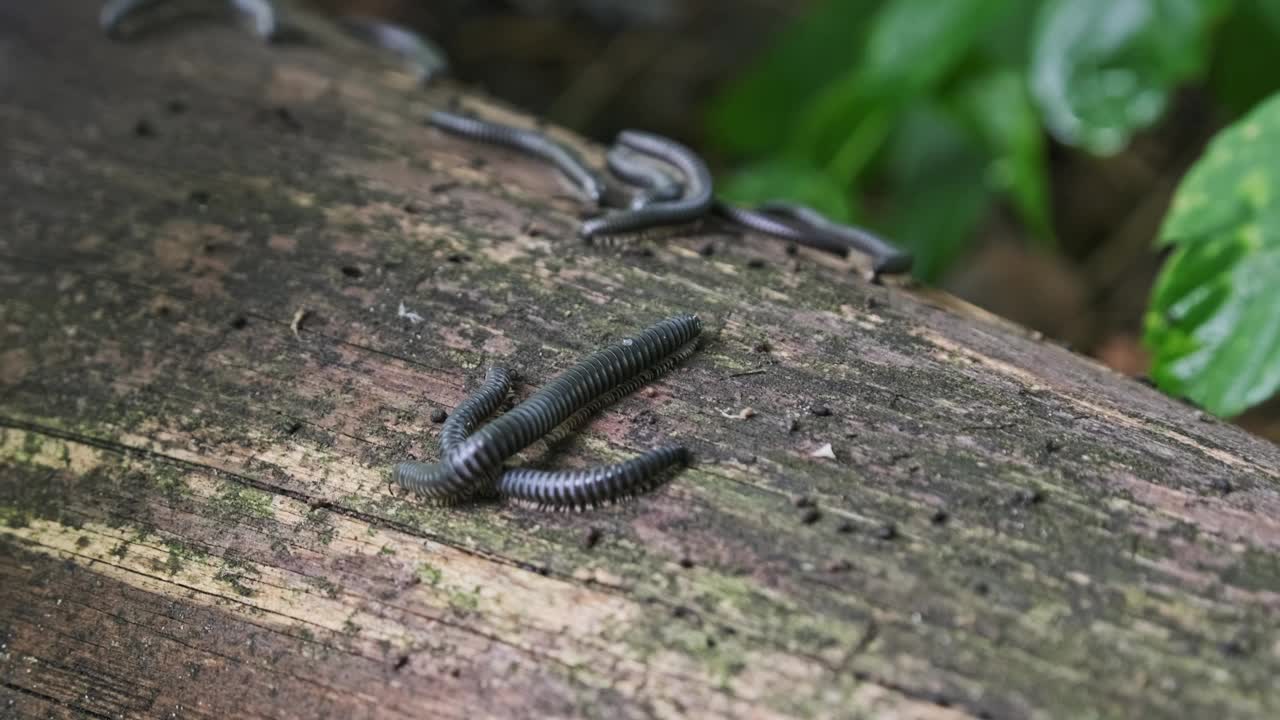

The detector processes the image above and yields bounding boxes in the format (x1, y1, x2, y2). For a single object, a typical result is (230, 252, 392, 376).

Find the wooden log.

(2, 2, 1278, 718)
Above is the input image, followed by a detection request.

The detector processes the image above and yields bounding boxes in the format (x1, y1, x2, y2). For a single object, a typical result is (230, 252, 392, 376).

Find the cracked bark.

(2, 1, 1280, 718)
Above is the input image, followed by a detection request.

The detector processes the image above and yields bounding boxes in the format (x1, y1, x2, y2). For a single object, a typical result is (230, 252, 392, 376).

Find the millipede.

(394, 314, 702, 507)
(711, 202, 809, 244)
(101, 0, 279, 40)
(757, 201, 914, 276)
(582, 221, 704, 249)
(337, 16, 448, 84)
(496, 444, 689, 511)
(437, 367, 513, 455)
(579, 131, 713, 241)
(536, 336, 700, 450)
(427, 110, 607, 205)
(606, 147, 685, 209)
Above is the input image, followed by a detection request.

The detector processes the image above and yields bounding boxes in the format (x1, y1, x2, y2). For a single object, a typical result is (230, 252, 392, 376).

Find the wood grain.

(2, 2, 1278, 718)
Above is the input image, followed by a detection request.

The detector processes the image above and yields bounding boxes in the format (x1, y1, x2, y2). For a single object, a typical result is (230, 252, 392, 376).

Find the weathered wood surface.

(3, 2, 1279, 718)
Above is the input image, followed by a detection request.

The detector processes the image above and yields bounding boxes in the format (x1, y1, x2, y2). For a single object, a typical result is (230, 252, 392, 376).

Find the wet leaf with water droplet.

(1030, 0, 1228, 155)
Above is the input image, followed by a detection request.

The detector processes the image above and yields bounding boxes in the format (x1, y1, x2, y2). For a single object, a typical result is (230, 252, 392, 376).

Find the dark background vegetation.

(318, 0, 1278, 442)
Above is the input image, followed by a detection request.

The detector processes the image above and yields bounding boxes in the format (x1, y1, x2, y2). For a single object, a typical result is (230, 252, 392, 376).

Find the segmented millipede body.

(427, 111, 607, 205)
(581, 223, 702, 250)
(537, 336, 700, 449)
(395, 315, 702, 505)
(445, 314, 701, 482)
(438, 367, 513, 454)
(580, 131, 713, 242)
(757, 202, 913, 276)
(712, 202, 810, 244)
(395, 367, 512, 502)
(101, 0, 278, 40)
(497, 445, 689, 510)
(393, 457, 482, 504)
(606, 147, 684, 209)
(338, 16, 448, 83)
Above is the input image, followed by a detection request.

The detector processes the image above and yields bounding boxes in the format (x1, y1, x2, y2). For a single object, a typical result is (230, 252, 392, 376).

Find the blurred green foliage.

(710, 0, 1280, 416)
(1030, 0, 1228, 154)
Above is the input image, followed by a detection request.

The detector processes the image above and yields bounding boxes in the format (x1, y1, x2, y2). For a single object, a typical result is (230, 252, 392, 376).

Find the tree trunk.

(2, 2, 1278, 718)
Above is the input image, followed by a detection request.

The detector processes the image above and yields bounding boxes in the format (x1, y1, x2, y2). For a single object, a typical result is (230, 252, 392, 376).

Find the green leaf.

(1207, 0, 1280, 118)
(791, 0, 1011, 179)
(953, 68, 1055, 244)
(718, 162, 856, 222)
(859, 0, 1009, 97)
(1030, 0, 1226, 155)
(881, 105, 991, 282)
(706, 0, 881, 159)
(1260, 0, 1280, 31)
(974, 0, 1043, 66)
(1145, 92, 1280, 416)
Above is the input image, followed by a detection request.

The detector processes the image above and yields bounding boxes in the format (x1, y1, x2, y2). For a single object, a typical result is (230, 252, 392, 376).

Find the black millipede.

(711, 202, 809, 244)
(757, 202, 914, 276)
(496, 445, 689, 510)
(398, 368, 692, 509)
(101, 0, 278, 40)
(426, 110, 607, 205)
(438, 367, 513, 455)
(393, 460, 477, 503)
(580, 131, 713, 243)
(606, 147, 685, 209)
(394, 314, 702, 505)
(337, 16, 449, 84)
(396, 367, 512, 502)
(536, 335, 700, 449)
(442, 313, 701, 486)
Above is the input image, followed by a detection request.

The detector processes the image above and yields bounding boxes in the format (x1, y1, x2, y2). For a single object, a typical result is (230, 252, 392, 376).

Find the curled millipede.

(395, 314, 702, 505)
(101, 0, 278, 40)
(438, 367, 513, 454)
(606, 147, 684, 209)
(757, 201, 913, 276)
(395, 367, 511, 503)
(497, 445, 689, 510)
(580, 131, 713, 241)
(394, 459, 478, 503)
(337, 16, 448, 84)
(426, 110, 606, 205)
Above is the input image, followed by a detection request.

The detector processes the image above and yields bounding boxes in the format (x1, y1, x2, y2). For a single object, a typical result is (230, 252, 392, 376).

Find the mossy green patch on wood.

(447, 587, 482, 612)
(299, 507, 338, 545)
(304, 575, 342, 599)
(210, 482, 275, 521)
(414, 562, 442, 586)
(215, 554, 261, 598)
(162, 539, 208, 576)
